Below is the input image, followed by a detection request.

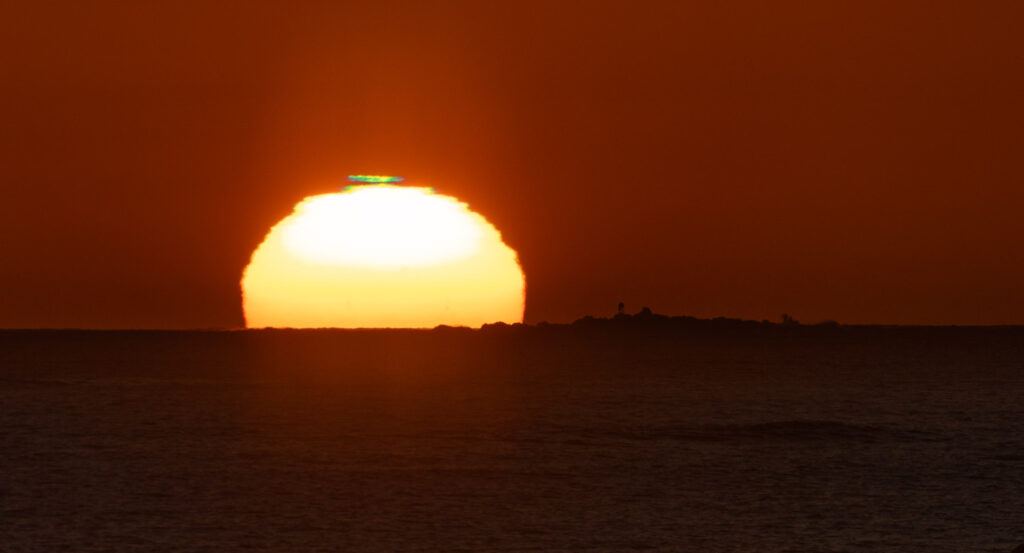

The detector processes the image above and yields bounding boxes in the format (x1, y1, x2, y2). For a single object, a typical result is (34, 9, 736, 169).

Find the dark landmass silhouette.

(1, 308, 1020, 384)
(2, 306, 1022, 336)
(455, 305, 1023, 333)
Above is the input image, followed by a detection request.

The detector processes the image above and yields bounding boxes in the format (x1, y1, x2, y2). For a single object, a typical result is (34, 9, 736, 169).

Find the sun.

(241, 182, 525, 328)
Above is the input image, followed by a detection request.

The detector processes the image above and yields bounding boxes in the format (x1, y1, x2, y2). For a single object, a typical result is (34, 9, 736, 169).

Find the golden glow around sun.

(242, 185, 525, 328)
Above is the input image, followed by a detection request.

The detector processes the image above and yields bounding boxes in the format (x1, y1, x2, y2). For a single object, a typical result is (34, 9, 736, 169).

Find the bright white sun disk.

(241, 184, 525, 328)
(280, 187, 483, 269)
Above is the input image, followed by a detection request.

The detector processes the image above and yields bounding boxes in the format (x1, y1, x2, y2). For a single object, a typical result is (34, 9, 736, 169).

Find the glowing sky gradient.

(2, 2, 1023, 327)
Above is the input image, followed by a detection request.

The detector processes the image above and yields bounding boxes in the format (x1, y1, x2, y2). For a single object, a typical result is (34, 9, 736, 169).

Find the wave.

(585, 420, 933, 444)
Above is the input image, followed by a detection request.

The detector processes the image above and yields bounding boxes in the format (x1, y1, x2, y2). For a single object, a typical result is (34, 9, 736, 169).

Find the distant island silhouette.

(3, 307, 1022, 333)
(480, 306, 816, 331)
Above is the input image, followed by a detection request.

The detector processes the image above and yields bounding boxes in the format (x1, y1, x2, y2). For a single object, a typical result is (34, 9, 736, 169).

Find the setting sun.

(241, 183, 525, 328)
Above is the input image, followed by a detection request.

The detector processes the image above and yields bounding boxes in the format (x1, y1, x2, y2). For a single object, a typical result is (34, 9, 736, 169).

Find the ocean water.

(1, 327, 1023, 552)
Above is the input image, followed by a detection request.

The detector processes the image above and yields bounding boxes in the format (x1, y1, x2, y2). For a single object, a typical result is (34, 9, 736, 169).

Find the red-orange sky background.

(2, 1, 1022, 328)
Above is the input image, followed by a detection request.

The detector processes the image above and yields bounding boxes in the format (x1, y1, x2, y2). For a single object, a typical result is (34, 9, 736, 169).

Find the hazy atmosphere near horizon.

(3, 3, 1024, 553)
(3, 1, 1024, 328)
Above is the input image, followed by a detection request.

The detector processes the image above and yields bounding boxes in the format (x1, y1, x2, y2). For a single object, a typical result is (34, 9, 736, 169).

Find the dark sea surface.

(2, 326, 1023, 552)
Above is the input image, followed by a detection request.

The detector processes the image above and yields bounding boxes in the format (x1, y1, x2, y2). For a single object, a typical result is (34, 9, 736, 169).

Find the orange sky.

(2, 1, 1022, 328)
